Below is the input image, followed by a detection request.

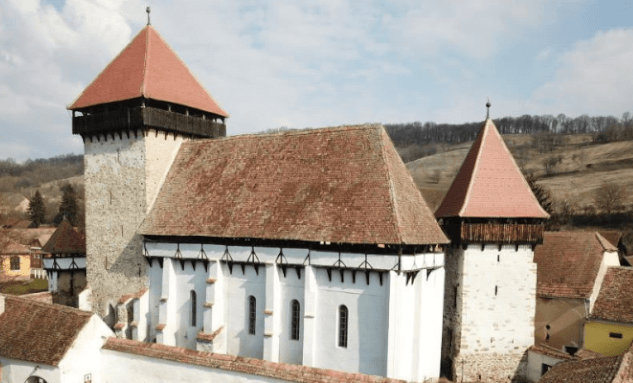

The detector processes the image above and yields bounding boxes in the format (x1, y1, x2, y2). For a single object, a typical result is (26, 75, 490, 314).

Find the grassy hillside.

(404, 134, 633, 215)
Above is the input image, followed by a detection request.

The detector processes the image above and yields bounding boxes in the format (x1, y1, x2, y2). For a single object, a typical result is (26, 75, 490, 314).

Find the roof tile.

(591, 267, 633, 324)
(41, 220, 85, 255)
(69, 26, 227, 117)
(435, 119, 549, 218)
(140, 125, 448, 246)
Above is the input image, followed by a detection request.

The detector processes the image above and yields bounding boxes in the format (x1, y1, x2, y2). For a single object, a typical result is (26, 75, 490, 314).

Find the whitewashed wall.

(142, 242, 446, 381)
(58, 315, 114, 383)
(0, 358, 60, 383)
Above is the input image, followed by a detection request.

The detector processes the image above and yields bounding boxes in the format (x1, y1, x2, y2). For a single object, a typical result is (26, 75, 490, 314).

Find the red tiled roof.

(118, 287, 148, 304)
(534, 231, 615, 299)
(591, 267, 633, 324)
(1, 239, 30, 254)
(598, 231, 623, 249)
(0, 294, 92, 366)
(103, 337, 404, 383)
(435, 119, 549, 218)
(41, 220, 86, 255)
(539, 355, 622, 383)
(140, 125, 449, 245)
(69, 26, 228, 117)
(529, 344, 576, 361)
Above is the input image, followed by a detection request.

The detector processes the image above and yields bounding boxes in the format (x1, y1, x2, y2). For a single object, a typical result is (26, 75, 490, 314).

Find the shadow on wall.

(511, 350, 529, 383)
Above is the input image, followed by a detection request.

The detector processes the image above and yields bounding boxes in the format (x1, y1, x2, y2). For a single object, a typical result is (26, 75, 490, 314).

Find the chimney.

(0, 294, 5, 315)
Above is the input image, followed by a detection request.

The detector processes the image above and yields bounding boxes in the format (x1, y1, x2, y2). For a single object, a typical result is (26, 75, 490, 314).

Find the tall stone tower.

(68, 24, 228, 318)
(436, 117, 549, 382)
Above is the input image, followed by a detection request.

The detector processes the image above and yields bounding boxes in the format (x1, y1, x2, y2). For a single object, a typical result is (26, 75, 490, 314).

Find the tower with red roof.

(68, 22, 228, 319)
(436, 115, 549, 382)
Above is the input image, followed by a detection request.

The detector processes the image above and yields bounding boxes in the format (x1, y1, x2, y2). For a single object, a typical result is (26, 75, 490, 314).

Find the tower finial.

(146, 6, 151, 26)
(486, 99, 491, 120)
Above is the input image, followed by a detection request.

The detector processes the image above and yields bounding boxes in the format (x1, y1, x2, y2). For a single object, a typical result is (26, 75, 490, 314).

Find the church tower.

(68, 21, 228, 318)
(436, 112, 549, 382)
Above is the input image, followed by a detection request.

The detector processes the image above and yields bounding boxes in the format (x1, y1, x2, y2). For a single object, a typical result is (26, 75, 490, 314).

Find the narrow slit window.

(338, 305, 348, 348)
(291, 300, 300, 340)
(248, 296, 256, 335)
(190, 290, 197, 327)
(495, 285, 498, 296)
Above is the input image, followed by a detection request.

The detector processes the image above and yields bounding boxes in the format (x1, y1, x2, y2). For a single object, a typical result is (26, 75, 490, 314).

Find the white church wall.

(147, 260, 162, 342)
(172, 259, 207, 349)
(387, 271, 415, 378)
(415, 267, 445, 381)
(278, 265, 305, 365)
(225, 262, 266, 359)
(312, 267, 389, 377)
(143, 132, 184, 210)
(0, 358, 60, 383)
(589, 251, 620, 312)
(59, 315, 114, 383)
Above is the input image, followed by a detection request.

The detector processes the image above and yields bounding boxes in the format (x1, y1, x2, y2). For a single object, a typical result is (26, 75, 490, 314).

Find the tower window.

(248, 296, 256, 335)
(338, 305, 348, 348)
(190, 290, 197, 327)
(291, 300, 300, 340)
(495, 285, 498, 296)
(10, 256, 20, 270)
(610, 332, 623, 339)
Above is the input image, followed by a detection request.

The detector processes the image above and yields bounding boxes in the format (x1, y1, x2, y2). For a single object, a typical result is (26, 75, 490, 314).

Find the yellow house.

(584, 267, 633, 356)
(1, 240, 31, 280)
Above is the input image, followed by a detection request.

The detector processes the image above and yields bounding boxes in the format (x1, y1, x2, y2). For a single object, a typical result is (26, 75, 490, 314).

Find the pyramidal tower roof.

(435, 119, 549, 219)
(69, 25, 228, 117)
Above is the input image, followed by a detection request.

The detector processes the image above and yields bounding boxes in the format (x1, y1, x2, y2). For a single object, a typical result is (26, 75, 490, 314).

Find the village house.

(67, 21, 449, 382)
(41, 220, 87, 306)
(1, 227, 54, 281)
(584, 267, 633, 357)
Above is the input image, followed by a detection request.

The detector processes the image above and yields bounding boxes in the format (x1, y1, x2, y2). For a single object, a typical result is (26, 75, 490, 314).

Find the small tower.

(68, 23, 228, 319)
(436, 110, 548, 382)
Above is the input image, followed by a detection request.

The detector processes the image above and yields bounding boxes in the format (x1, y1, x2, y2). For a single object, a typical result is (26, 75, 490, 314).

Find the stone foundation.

(453, 352, 528, 383)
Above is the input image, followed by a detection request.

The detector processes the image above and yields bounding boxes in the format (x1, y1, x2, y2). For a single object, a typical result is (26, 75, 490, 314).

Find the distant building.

(42, 220, 87, 306)
(436, 118, 549, 382)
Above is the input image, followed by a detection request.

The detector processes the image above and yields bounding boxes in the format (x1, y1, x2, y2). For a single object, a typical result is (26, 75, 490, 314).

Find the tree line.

(385, 112, 633, 162)
(0, 154, 83, 192)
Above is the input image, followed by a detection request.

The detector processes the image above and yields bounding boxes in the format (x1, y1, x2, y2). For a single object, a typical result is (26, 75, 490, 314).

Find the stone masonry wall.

(444, 244, 537, 382)
(441, 245, 464, 377)
(84, 131, 183, 317)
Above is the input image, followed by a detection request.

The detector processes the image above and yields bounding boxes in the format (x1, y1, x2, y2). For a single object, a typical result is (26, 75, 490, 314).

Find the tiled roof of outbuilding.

(435, 119, 549, 219)
(42, 220, 86, 255)
(104, 337, 405, 383)
(140, 125, 449, 246)
(0, 294, 92, 366)
(534, 231, 616, 299)
(539, 342, 633, 383)
(69, 25, 228, 117)
(591, 267, 633, 324)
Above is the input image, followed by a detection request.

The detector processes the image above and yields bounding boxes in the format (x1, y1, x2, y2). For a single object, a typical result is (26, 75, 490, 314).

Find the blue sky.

(1, 0, 632, 161)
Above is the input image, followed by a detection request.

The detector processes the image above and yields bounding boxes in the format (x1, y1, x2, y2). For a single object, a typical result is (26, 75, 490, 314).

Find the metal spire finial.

(146, 6, 151, 26)
(486, 99, 491, 120)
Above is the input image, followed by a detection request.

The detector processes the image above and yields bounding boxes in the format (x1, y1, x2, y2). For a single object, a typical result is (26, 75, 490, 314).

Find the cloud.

(534, 28, 633, 116)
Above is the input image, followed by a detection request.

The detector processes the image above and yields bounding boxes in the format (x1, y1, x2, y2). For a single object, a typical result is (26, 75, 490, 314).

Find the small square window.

(610, 332, 623, 339)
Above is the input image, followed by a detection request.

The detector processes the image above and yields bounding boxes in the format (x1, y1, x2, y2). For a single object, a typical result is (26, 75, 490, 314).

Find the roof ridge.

(147, 26, 230, 117)
(379, 129, 404, 244)
(4, 294, 92, 317)
(458, 119, 489, 216)
(66, 27, 146, 110)
(595, 232, 618, 252)
(141, 25, 150, 96)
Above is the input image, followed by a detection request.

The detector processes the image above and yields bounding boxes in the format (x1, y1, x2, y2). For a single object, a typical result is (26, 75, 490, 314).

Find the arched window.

(10, 256, 20, 270)
(248, 296, 256, 335)
(190, 290, 197, 327)
(291, 300, 300, 340)
(338, 305, 348, 348)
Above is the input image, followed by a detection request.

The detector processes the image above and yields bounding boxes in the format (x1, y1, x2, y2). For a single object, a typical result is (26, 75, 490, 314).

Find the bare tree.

(543, 155, 563, 176)
(593, 182, 628, 214)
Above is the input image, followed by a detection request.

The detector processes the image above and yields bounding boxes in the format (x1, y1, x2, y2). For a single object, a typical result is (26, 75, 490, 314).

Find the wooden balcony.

(459, 222, 544, 244)
(72, 106, 226, 139)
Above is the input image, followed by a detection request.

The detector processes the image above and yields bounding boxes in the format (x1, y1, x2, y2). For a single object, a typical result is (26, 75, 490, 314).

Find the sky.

(0, 0, 632, 161)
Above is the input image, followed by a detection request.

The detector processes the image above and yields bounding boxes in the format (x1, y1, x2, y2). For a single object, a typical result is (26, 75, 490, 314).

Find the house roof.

(598, 230, 623, 249)
(534, 231, 616, 299)
(435, 119, 549, 219)
(140, 125, 449, 246)
(69, 25, 228, 117)
(591, 267, 633, 324)
(1, 239, 30, 255)
(539, 342, 633, 383)
(42, 220, 86, 255)
(104, 337, 405, 383)
(0, 294, 92, 366)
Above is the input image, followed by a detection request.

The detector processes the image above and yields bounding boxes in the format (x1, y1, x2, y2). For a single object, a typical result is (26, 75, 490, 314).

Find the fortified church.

(64, 18, 546, 383)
